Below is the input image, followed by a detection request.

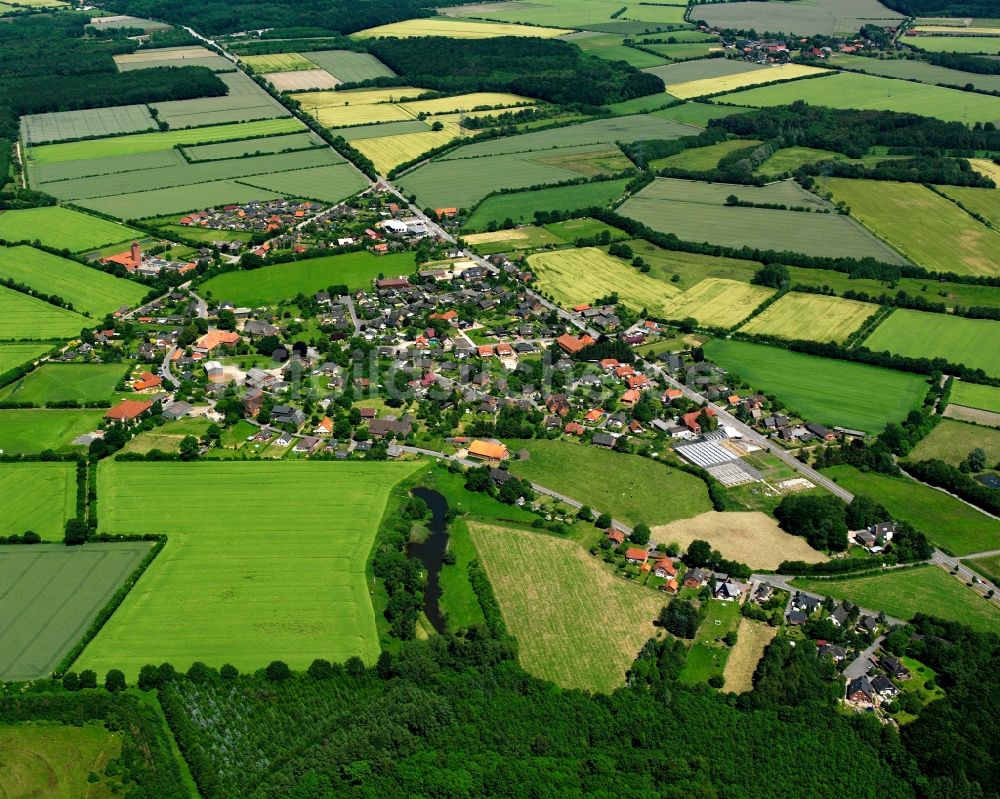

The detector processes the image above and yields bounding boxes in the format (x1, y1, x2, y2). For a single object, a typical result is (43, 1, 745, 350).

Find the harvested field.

(821, 178, 1000, 276)
(353, 18, 570, 38)
(21, 105, 155, 145)
(863, 309, 1000, 376)
(0, 461, 76, 538)
(302, 50, 395, 82)
(644, 58, 766, 85)
(945, 404, 1000, 427)
(0, 246, 146, 317)
(951, 381, 1000, 414)
(470, 523, 665, 693)
(0, 285, 89, 340)
(464, 226, 564, 253)
(722, 620, 777, 693)
(664, 278, 773, 328)
(653, 510, 827, 570)
(739, 292, 878, 343)
(79, 461, 420, 679)
(0, 207, 140, 252)
(268, 69, 340, 91)
(401, 92, 532, 116)
(0, 542, 152, 679)
(528, 246, 679, 315)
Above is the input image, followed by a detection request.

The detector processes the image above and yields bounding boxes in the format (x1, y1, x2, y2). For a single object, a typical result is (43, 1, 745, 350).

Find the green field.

(0, 408, 104, 453)
(654, 102, 751, 126)
(0, 723, 122, 799)
(445, 0, 631, 28)
(863, 309, 1000, 376)
(0, 246, 146, 317)
(463, 178, 631, 230)
(618, 177, 907, 263)
(464, 225, 565, 254)
(965, 554, 1000, 585)
(0, 542, 152, 679)
(651, 138, 762, 171)
(78, 460, 420, 679)
(77, 180, 285, 220)
(242, 52, 318, 72)
(692, 0, 903, 36)
(908, 34, 1000, 53)
(149, 71, 289, 129)
(0, 461, 76, 538)
(936, 184, 1000, 229)
(739, 292, 878, 343)
(909, 418, 1000, 467)
(835, 52, 1000, 93)
(0, 207, 141, 252)
(237, 162, 369, 203)
(794, 564, 1000, 633)
(823, 464, 1000, 555)
(821, 178, 1000, 276)
(28, 118, 305, 164)
(664, 277, 774, 328)
(181, 131, 323, 161)
(507, 439, 712, 527)
(0, 285, 89, 340)
(703, 339, 928, 433)
(201, 251, 415, 305)
(302, 49, 395, 81)
(717, 71, 1000, 125)
(21, 104, 155, 145)
(0, 363, 125, 405)
(645, 58, 766, 86)
(0, 343, 51, 375)
(571, 32, 669, 69)
(951, 381, 1000, 413)
(470, 523, 665, 692)
(527, 246, 679, 315)
(678, 599, 742, 686)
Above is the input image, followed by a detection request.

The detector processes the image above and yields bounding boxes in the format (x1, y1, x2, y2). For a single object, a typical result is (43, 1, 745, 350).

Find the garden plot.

(21, 105, 156, 145)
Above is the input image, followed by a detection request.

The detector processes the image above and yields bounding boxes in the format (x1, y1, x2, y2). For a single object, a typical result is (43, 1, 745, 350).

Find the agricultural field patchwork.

(527, 246, 679, 315)
(149, 71, 290, 128)
(863, 309, 1000, 376)
(823, 464, 1000, 555)
(442, 0, 635, 28)
(201, 251, 416, 305)
(180, 131, 324, 161)
(951, 381, 1000, 414)
(352, 17, 571, 38)
(20, 105, 156, 145)
(0, 363, 126, 406)
(820, 178, 1000, 276)
(690, 0, 902, 37)
(663, 278, 774, 328)
(267, 69, 341, 91)
(242, 52, 319, 73)
(0, 285, 89, 340)
(463, 178, 632, 230)
(0, 409, 105, 454)
(906, 34, 1000, 53)
(470, 523, 665, 693)
(0, 542, 152, 680)
(237, 162, 369, 203)
(618, 178, 907, 263)
(113, 44, 231, 72)
(738, 292, 878, 343)
(794, 564, 1000, 633)
(703, 339, 929, 433)
(301, 50, 396, 82)
(651, 138, 762, 171)
(653, 510, 827, 570)
(834, 52, 1000, 93)
(663, 62, 829, 100)
(0, 246, 146, 317)
(0, 343, 51, 375)
(0, 461, 77, 538)
(79, 461, 420, 679)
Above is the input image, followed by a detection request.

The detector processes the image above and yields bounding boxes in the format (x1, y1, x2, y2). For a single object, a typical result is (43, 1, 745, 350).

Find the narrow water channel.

(407, 487, 448, 634)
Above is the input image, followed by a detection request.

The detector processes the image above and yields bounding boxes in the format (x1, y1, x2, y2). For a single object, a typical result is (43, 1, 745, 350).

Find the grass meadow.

(703, 339, 928, 433)
(0, 542, 152, 680)
(463, 178, 631, 230)
(507, 439, 712, 527)
(0, 723, 122, 799)
(652, 138, 762, 171)
(201, 251, 415, 305)
(470, 523, 665, 692)
(794, 564, 1000, 633)
(0, 286, 89, 340)
(936, 184, 1000, 228)
(965, 554, 1000, 585)
(664, 278, 773, 328)
(0, 363, 125, 405)
(823, 464, 1000, 555)
(821, 178, 1000, 276)
(0, 461, 76, 538)
(835, 52, 1000, 92)
(721, 620, 776, 693)
(678, 599, 742, 686)
(527, 246, 679, 315)
(0, 408, 105, 453)
(80, 460, 420, 679)
(0, 246, 146, 317)
(738, 292, 878, 343)
(951, 381, 1000, 413)
(863, 309, 1000, 376)
(909, 418, 1000, 467)
(909, 34, 1000, 53)
(0, 207, 140, 252)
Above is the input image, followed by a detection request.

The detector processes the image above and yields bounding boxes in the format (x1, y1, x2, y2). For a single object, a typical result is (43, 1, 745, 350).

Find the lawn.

(664, 278, 774, 328)
(909, 418, 1000, 467)
(0, 207, 141, 252)
(0, 246, 146, 317)
(201, 251, 415, 305)
(0, 408, 104, 454)
(721, 619, 776, 693)
(652, 510, 827, 570)
(0, 723, 122, 799)
(794, 564, 1000, 633)
(651, 138, 762, 171)
(0, 461, 76, 538)
(679, 599, 741, 685)
(0, 363, 125, 405)
(738, 292, 878, 343)
(463, 178, 632, 230)
(0, 542, 152, 680)
(78, 460, 420, 679)
(0, 286, 89, 341)
(470, 523, 665, 692)
(0, 343, 51, 375)
(820, 178, 1000, 276)
(823, 464, 1000, 555)
(618, 178, 907, 263)
(703, 339, 928, 433)
(718, 71, 1000, 125)
(951, 381, 1000, 413)
(527, 246, 680, 315)
(507, 439, 712, 527)
(863, 309, 1000, 376)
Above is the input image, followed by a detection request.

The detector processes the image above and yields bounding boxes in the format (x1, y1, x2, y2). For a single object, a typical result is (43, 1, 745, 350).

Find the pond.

(408, 486, 449, 634)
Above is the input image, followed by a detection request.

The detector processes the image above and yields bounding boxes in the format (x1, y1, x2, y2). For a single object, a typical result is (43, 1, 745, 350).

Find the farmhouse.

(468, 439, 510, 463)
(132, 371, 161, 391)
(195, 330, 241, 353)
(105, 399, 153, 422)
(101, 241, 143, 272)
(625, 548, 648, 564)
(556, 333, 595, 355)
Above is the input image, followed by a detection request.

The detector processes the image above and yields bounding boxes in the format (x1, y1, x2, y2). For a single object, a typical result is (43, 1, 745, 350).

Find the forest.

(367, 37, 666, 107)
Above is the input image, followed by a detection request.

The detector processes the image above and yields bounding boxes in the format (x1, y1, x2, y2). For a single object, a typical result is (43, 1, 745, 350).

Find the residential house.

(818, 644, 847, 662)
(753, 582, 775, 604)
(880, 655, 910, 680)
(592, 432, 615, 448)
(653, 557, 676, 579)
(105, 399, 153, 423)
(846, 675, 875, 704)
(294, 436, 321, 454)
(607, 529, 626, 545)
(625, 548, 648, 565)
(786, 610, 808, 626)
(683, 568, 708, 588)
(871, 675, 899, 701)
(829, 604, 849, 627)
